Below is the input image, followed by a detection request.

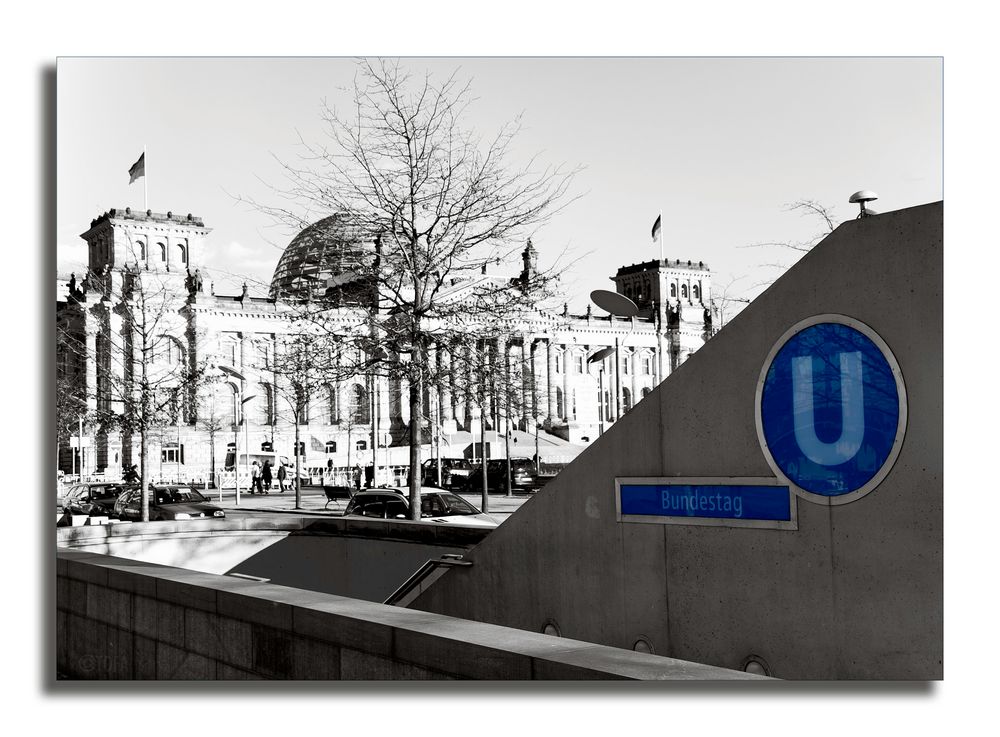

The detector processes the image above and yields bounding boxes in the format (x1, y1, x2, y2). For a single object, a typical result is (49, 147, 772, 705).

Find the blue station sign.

(616, 478, 797, 530)
(755, 315, 907, 505)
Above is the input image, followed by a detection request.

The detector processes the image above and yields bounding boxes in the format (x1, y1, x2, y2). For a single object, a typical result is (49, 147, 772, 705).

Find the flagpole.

(658, 209, 663, 263)
(143, 144, 148, 211)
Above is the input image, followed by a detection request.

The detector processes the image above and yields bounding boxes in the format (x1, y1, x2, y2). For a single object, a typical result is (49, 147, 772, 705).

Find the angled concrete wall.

(412, 202, 943, 679)
(56, 549, 763, 680)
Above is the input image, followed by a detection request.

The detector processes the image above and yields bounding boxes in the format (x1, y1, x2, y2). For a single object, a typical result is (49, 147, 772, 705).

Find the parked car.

(61, 482, 133, 517)
(463, 458, 540, 494)
(420, 457, 474, 490)
(114, 486, 226, 521)
(342, 487, 500, 527)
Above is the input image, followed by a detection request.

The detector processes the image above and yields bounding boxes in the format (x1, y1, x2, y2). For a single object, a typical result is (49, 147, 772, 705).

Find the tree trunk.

(294, 418, 302, 509)
(408, 366, 422, 520)
(140, 425, 149, 522)
(480, 394, 489, 513)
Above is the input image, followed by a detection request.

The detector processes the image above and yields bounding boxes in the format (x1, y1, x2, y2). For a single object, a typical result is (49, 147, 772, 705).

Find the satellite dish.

(848, 190, 878, 204)
(588, 347, 615, 364)
(590, 289, 639, 318)
(848, 190, 879, 218)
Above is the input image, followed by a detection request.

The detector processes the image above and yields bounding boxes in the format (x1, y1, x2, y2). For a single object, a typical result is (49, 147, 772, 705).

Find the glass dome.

(269, 215, 372, 300)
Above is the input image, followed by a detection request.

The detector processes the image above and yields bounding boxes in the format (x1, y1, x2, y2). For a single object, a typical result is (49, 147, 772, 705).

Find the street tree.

(56, 240, 210, 521)
(265, 325, 350, 508)
(249, 59, 579, 519)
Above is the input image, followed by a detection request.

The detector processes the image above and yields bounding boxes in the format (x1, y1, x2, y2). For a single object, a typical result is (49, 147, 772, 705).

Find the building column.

(561, 345, 569, 422)
(466, 339, 481, 435)
(656, 299, 667, 386)
(520, 337, 532, 431)
(631, 348, 640, 410)
(546, 339, 556, 423)
(438, 343, 456, 433)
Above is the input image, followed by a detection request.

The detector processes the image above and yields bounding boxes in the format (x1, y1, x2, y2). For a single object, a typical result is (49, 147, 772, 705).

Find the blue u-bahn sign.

(755, 315, 907, 505)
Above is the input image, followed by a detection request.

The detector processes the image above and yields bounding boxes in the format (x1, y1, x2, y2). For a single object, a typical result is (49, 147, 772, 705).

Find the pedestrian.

(262, 460, 273, 493)
(124, 464, 139, 484)
(353, 464, 362, 491)
(276, 463, 287, 493)
(365, 463, 374, 488)
(251, 461, 263, 495)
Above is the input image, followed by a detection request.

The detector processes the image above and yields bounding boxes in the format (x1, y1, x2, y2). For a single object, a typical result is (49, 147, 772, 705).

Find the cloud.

(199, 240, 279, 297)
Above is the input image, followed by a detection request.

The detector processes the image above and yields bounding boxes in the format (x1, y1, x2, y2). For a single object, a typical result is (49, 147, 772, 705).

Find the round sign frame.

(754, 314, 907, 506)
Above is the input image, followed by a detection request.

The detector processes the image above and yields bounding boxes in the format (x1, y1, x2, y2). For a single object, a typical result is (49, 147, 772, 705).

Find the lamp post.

(589, 290, 639, 427)
(216, 364, 254, 506)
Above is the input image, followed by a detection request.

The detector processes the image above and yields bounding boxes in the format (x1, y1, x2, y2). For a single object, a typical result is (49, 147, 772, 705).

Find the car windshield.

(154, 488, 208, 505)
(421, 492, 480, 516)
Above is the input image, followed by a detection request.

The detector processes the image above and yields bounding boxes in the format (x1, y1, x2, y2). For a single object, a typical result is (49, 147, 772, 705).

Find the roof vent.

(849, 190, 879, 218)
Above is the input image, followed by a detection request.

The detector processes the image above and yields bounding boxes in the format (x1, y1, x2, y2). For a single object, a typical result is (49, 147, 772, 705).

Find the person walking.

(276, 463, 287, 493)
(251, 461, 263, 495)
(123, 464, 139, 484)
(262, 460, 273, 494)
(353, 464, 362, 491)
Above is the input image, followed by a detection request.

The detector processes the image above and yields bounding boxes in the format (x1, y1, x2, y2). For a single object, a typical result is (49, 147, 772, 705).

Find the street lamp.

(216, 364, 255, 506)
(587, 349, 612, 434)
(589, 289, 639, 424)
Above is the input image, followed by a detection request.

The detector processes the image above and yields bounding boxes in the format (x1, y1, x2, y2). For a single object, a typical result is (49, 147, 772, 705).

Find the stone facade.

(56, 208, 715, 481)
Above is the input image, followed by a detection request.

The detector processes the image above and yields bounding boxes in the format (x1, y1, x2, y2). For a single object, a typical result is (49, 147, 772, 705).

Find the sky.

(57, 57, 942, 312)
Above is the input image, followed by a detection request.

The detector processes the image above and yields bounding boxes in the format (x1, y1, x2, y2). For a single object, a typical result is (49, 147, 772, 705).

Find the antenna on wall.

(849, 190, 879, 219)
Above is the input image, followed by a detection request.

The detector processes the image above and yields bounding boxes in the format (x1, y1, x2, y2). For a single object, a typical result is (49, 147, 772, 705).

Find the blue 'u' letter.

(792, 352, 864, 466)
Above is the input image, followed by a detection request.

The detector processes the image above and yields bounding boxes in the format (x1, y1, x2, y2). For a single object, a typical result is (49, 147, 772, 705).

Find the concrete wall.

(411, 203, 943, 679)
(56, 549, 763, 680)
(57, 516, 488, 603)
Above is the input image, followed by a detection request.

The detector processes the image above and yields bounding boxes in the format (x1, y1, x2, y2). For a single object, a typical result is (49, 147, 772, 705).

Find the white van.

(221, 451, 308, 488)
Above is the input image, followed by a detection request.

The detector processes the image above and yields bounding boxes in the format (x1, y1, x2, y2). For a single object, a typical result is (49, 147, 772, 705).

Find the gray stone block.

(156, 573, 217, 613)
(217, 588, 293, 630)
(155, 599, 186, 648)
(156, 642, 216, 680)
(64, 555, 110, 586)
(86, 586, 133, 629)
(105, 563, 159, 597)
(291, 637, 341, 680)
(133, 635, 157, 679)
(393, 629, 532, 680)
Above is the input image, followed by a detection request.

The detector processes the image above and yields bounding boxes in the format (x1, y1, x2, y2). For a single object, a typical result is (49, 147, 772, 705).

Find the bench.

(323, 485, 355, 510)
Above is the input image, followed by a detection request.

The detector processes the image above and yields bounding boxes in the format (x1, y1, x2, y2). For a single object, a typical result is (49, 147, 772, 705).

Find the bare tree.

(248, 60, 580, 519)
(742, 200, 841, 291)
(267, 325, 349, 509)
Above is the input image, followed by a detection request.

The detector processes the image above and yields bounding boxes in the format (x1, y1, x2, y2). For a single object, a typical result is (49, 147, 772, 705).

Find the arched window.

(176, 242, 188, 265)
(670, 283, 677, 298)
(571, 389, 577, 419)
(256, 383, 273, 425)
(348, 384, 369, 424)
(157, 242, 167, 262)
(681, 283, 689, 299)
(623, 387, 632, 413)
(135, 240, 147, 261)
(693, 283, 701, 300)
(555, 387, 564, 419)
(641, 387, 652, 399)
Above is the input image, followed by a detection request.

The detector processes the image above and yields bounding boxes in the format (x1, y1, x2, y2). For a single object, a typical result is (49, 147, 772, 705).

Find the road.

(205, 484, 532, 522)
